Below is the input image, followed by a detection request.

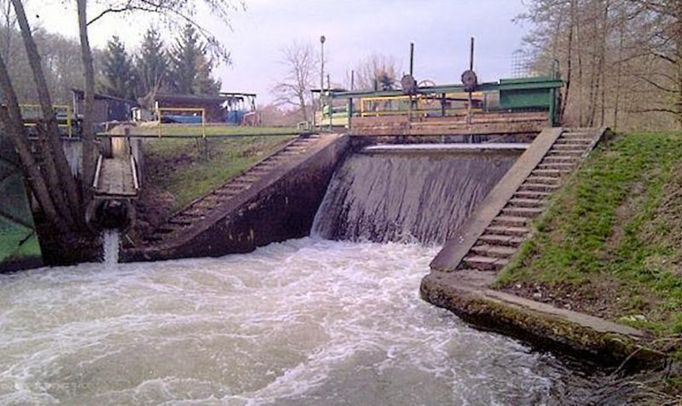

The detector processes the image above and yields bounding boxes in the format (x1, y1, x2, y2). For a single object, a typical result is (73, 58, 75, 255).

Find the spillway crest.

(312, 150, 517, 244)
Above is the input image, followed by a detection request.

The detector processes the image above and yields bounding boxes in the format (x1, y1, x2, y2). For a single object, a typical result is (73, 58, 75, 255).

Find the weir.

(313, 145, 523, 244)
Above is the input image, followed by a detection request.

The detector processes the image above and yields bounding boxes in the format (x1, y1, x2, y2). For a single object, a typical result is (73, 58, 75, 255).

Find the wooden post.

(347, 97, 353, 130)
(441, 93, 446, 117)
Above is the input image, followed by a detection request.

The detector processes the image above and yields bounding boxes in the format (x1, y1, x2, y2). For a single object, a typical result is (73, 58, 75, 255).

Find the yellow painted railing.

(20, 104, 73, 137)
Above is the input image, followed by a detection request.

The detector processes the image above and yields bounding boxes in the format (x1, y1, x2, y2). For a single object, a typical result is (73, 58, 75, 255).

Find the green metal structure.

(0, 133, 42, 272)
(327, 74, 563, 128)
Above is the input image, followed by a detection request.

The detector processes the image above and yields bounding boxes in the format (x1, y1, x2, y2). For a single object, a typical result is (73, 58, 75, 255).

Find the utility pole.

(320, 35, 326, 131)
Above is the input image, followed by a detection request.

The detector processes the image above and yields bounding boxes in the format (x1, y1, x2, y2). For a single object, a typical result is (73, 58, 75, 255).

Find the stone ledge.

(420, 270, 666, 366)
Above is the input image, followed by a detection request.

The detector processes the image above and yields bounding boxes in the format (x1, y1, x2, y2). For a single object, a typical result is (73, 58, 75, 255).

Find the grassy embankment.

(497, 132, 682, 343)
(139, 125, 298, 210)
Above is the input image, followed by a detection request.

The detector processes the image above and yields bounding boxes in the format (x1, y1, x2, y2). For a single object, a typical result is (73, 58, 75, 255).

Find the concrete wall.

(123, 134, 350, 262)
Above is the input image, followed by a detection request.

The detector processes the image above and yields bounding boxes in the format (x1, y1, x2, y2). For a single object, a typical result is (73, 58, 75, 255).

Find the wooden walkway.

(94, 158, 137, 198)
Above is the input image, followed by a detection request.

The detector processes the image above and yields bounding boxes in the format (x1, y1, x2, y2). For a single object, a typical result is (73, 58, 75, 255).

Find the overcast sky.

(29, 0, 529, 104)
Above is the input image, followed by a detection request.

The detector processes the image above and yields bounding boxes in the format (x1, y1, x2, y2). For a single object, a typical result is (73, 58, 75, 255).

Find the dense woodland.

(520, 0, 682, 130)
(0, 20, 221, 107)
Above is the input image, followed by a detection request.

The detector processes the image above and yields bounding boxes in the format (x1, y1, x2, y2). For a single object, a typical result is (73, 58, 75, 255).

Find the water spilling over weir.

(313, 148, 517, 244)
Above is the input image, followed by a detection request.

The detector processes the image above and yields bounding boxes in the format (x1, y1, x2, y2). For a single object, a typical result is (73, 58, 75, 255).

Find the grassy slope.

(144, 134, 295, 211)
(497, 132, 682, 337)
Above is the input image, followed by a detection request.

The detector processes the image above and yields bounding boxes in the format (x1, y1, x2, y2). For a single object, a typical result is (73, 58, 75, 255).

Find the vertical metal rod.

(467, 37, 474, 125)
(319, 35, 326, 130)
(409, 42, 414, 76)
(328, 74, 333, 131)
(350, 70, 355, 91)
(441, 93, 446, 117)
(347, 97, 353, 130)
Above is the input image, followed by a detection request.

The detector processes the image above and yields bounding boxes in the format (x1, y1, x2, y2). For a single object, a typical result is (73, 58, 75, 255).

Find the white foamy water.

(0, 238, 592, 405)
(102, 230, 120, 266)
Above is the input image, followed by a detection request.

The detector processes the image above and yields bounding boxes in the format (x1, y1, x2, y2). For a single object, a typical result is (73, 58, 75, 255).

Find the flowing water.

(313, 151, 516, 244)
(0, 150, 648, 404)
(0, 239, 618, 405)
(102, 230, 120, 266)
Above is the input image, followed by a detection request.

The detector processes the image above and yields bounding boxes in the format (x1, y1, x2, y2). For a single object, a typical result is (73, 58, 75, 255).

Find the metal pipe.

(92, 154, 103, 189)
(410, 42, 414, 76)
(130, 155, 140, 190)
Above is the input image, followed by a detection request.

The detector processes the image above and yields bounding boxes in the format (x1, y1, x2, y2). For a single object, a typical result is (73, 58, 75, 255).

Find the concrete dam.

(312, 144, 522, 244)
(124, 134, 530, 260)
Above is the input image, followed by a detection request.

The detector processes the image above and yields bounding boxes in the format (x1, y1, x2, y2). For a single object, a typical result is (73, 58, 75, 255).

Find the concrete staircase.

(142, 135, 322, 245)
(435, 128, 605, 273)
(459, 128, 602, 272)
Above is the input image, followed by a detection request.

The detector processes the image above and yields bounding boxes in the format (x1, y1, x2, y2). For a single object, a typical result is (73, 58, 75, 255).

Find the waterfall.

(102, 230, 120, 265)
(312, 150, 517, 245)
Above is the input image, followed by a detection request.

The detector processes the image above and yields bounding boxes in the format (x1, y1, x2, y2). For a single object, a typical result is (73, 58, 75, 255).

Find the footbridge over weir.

(86, 135, 142, 231)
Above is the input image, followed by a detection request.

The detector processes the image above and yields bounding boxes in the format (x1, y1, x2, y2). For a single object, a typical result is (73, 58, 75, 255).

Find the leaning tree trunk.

(77, 0, 96, 200)
(0, 56, 68, 233)
(11, 0, 83, 223)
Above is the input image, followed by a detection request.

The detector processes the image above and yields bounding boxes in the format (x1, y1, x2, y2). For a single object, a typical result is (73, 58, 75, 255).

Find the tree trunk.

(561, 0, 577, 122)
(11, 0, 83, 222)
(0, 52, 69, 233)
(77, 0, 96, 200)
(612, 6, 625, 130)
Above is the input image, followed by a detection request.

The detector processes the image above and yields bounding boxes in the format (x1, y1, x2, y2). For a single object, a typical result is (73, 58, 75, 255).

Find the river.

(0, 238, 622, 405)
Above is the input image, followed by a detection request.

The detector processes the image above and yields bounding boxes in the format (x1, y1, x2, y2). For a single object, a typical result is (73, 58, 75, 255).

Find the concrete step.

(227, 181, 253, 188)
(532, 169, 566, 178)
(502, 206, 543, 218)
(547, 149, 584, 156)
(168, 217, 193, 226)
(538, 163, 574, 171)
(562, 129, 595, 137)
(553, 144, 587, 151)
(555, 138, 593, 145)
(526, 176, 560, 185)
(236, 175, 260, 183)
(213, 190, 239, 197)
(491, 215, 528, 227)
(513, 190, 550, 200)
(543, 156, 578, 164)
(485, 225, 530, 237)
(471, 244, 517, 258)
(508, 198, 545, 208)
(463, 255, 509, 271)
(479, 234, 525, 247)
(249, 167, 272, 174)
(518, 183, 560, 192)
(217, 185, 245, 193)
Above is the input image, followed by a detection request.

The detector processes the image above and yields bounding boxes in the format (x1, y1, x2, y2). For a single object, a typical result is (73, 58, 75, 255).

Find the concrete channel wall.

(123, 134, 351, 262)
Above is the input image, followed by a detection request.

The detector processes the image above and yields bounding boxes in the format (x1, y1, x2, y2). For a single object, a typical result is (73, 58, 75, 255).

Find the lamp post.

(320, 35, 326, 130)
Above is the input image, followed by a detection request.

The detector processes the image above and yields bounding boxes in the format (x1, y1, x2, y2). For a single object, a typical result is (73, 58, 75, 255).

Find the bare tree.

(352, 54, 401, 91)
(273, 42, 317, 122)
(519, 0, 682, 129)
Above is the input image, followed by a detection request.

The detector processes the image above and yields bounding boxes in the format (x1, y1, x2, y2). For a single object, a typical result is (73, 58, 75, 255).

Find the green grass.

(497, 132, 682, 336)
(144, 134, 295, 210)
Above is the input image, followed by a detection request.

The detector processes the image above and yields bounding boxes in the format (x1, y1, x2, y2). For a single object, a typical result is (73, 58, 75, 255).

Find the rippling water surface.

(1, 238, 611, 405)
